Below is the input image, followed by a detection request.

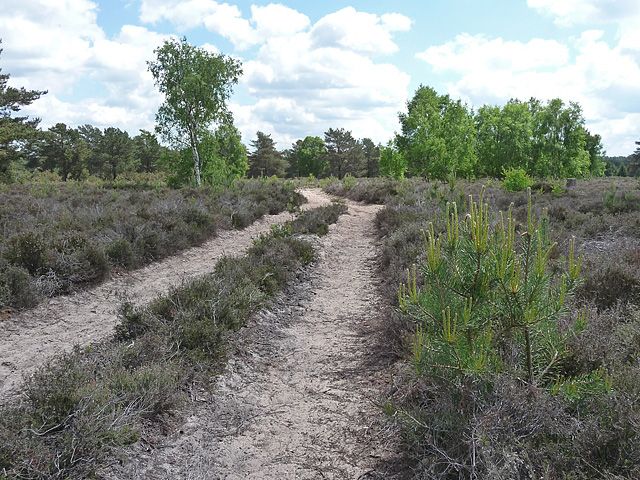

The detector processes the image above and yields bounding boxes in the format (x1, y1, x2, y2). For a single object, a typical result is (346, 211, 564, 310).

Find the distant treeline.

(2, 37, 639, 186)
(604, 154, 639, 177)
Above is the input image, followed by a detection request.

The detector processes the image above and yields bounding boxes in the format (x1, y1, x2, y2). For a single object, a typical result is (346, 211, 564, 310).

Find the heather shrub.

(0, 202, 343, 478)
(603, 184, 640, 213)
(378, 181, 640, 478)
(579, 254, 640, 309)
(106, 238, 135, 267)
(290, 201, 347, 236)
(4, 231, 50, 275)
(0, 262, 39, 309)
(324, 176, 400, 203)
(0, 179, 304, 310)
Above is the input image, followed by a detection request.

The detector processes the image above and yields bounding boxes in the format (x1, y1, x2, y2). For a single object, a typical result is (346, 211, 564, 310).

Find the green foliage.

(395, 86, 605, 181)
(286, 135, 327, 178)
(502, 167, 533, 191)
(475, 100, 533, 177)
(247, 131, 287, 178)
(148, 37, 242, 186)
(0, 40, 47, 183)
(100, 127, 136, 180)
(324, 127, 365, 178)
(361, 137, 380, 177)
(162, 124, 247, 187)
(397, 85, 477, 180)
(629, 140, 640, 176)
(401, 190, 583, 386)
(379, 144, 407, 179)
(39, 123, 90, 181)
(530, 98, 592, 178)
(360, 177, 640, 478)
(133, 129, 162, 173)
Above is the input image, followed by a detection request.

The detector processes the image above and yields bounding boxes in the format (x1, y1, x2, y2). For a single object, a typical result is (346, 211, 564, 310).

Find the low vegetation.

(0, 178, 303, 310)
(289, 200, 347, 236)
(0, 203, 346, 479)
(328, 176, 640, 479)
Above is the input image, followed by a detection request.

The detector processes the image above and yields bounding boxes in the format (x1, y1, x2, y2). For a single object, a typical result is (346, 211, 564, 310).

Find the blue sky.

(1, 0, 638, 155)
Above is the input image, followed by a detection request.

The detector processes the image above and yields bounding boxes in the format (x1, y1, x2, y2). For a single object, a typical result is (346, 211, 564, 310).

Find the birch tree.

(148, 37, 242, 186)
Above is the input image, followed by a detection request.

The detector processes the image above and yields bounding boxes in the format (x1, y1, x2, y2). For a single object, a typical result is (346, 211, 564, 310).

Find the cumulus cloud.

(139, 0, 311, 49)
(416, 29, 640, 155)
(1, 0, 169, 132)
(310, 7, 410, 55)
(527, 0, 640, 26)
(233, 7, 411, 146)
(417, 34, 569, 73)
(138, 1, 412, 145)
(250, 4, 310, 36)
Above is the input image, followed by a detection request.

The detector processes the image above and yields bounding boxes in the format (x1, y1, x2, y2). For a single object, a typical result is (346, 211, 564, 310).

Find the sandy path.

(109, 199, 395, 479)
(0, 189, 330, 400)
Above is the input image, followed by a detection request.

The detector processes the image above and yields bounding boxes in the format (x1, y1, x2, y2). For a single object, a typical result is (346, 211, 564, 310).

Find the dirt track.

(0, 189, 329, 400)
(108, 198, 396, 479)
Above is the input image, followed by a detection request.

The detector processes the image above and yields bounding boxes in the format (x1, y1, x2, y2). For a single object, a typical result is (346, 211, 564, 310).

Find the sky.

(0, 0, 639, 155)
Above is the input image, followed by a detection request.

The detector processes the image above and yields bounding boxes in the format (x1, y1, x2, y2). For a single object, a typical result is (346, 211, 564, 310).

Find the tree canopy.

(148, 37, 242, 186)
(396, 86, 606, 180)
(0, 39, 46, 181)
(324, 128, 365, 178)
(397, 86, 477, 180)
(248, 131, 287, 178)
(286, 135, 327, 178)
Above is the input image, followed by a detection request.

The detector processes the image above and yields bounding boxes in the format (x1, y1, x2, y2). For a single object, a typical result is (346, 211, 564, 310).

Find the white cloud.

(417, 34, 569, 73)
(310, 7, 410, 55)
(416, 30, 640, 155)
(233, 7, 412, 147)
(139, 1, 411, 56)
(250, 4, 310, 36)
(527, 0, 640, 26)
(139, 0, 259, 49)
(1, 0, 169, 133)
(138, 1, 413, 145)
(3, 1, 412, 148)
(0, 0, 101, 92)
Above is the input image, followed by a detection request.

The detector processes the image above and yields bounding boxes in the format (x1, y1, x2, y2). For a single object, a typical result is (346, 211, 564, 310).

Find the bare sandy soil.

(107, 198, 400, 479)
(0, 189, 329, 400)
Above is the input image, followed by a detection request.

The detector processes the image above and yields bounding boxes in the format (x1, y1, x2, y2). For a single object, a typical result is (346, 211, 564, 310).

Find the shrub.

(0, 203, 341, 478)
(603, 184, 640, 213)
(372, 177, 640, 478)
(579, 254, 640, 309)
(401, 191, 583, 386)
(4, 231, 50, 275)
(290, 201, 347, 236)
(0, 179, 304, 310)
(106, 238, 135, 267)
(0, 263, 39, 309)
(502, 167, 533, 192)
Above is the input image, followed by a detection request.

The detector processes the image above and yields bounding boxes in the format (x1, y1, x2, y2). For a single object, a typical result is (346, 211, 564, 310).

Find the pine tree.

(0, 39, 47, 180)
(247, 131, 286, 177)
(324, 128, 365, 178)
